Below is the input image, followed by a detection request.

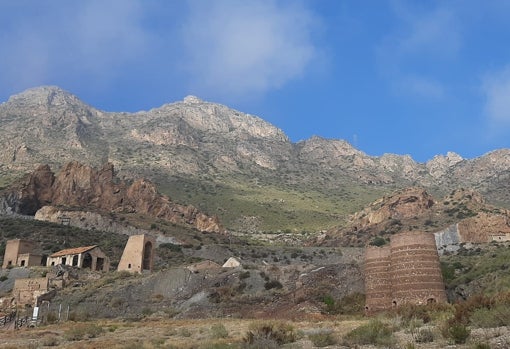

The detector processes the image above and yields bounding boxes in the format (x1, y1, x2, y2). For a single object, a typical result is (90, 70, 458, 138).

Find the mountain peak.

(4, 85, 92, 111)
(183, 95, 203, 104)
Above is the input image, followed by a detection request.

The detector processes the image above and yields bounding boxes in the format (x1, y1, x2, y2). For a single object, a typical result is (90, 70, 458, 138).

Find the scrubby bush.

(441, 322, 470, 344)
(244, 321, 296, 347)
(308, 330, 336, 347)
(264, 280, 282, 290)
(414, 328, 434, 343)
(342, 319, 396, 347)
(64, 323, 103, 341)
(210, 323, 229, 339)
(41, 335, 59, 346)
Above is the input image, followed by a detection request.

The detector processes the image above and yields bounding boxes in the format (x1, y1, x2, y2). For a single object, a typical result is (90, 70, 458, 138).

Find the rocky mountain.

(1, 86, 510, 231)
(0, 161, 221, 233)
(324, 187, 510, 247)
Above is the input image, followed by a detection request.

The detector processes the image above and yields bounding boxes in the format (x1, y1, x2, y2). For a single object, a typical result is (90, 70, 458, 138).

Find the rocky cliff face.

(326, 187, 510, 247)
(2, 86, 510, 231)
(0, 161, 222, 233)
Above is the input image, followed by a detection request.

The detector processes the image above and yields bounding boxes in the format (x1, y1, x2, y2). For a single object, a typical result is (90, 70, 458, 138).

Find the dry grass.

(0, 318, 366, 349)
(1, 316, 507, 348)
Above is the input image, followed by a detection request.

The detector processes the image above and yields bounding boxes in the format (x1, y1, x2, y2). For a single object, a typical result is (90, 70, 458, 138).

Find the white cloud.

(0, 1, 150, 93)
(180, 0, 318, 99)
(482, 66, 510, 124)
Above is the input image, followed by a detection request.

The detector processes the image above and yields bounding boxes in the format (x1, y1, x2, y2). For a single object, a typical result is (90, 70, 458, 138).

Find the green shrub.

(343, 320, 396, 347)
(64, 323, 104, 341)
(414, 328, 434, 343)
(264, 280, 282, 290)
(180, 328, 192, 337)
(0, 275, 8, 282)
(308, 331, 336, 347)
(470, 304, 510, 328)
(244, 321, 296, 346)
(210, 323, 229, 339)
(41, 335, 59, 346)
(442, 323, 470, 344)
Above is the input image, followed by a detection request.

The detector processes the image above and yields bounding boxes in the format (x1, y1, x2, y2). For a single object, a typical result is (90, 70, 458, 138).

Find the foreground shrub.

(414, 328, 434, 343)
(470, 304, 510, 328)
(244, 321, 296, 346)
(308, 331, 337, 347)
(342, 319, 396, 347)
(210, 323, 229, 339)
(441, 322, 470, 344)
(64, 323, 103, 341)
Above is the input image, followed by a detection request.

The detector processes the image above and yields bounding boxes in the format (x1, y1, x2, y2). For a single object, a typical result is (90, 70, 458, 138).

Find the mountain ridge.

(2, 86, 510, 231)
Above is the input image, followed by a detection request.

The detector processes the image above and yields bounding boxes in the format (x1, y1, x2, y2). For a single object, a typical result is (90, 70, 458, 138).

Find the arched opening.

(142, 241, 152, 271)
(427, 297, 436, 304)
(20, 260, 26, 267)
(82, 253, 92, 269)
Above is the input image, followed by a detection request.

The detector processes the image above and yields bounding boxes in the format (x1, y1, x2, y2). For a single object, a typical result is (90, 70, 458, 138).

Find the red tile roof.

(50, 245, 98, 258)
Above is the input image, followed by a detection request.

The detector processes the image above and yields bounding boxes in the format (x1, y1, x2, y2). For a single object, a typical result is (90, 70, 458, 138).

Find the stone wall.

(13, 277, 49, 306)
(364, 231, 446, 314)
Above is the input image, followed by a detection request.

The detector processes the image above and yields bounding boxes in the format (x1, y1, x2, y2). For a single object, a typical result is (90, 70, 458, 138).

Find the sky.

(1, 1, 510, 163)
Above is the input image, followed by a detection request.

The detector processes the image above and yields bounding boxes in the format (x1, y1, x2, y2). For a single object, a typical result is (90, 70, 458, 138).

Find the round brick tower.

(390, 231, 447, 307)
(364, 246, 392, 314)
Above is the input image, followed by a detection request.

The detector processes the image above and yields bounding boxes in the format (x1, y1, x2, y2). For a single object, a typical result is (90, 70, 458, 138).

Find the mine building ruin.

(117, 234, 155, 273)
(364, 231, 447, 314)
(2, 239, 42, 269)
(46, 245, 110, 272)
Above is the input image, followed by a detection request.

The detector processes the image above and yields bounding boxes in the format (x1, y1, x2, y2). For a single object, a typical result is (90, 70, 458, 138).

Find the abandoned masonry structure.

(364, 231, 447, 314)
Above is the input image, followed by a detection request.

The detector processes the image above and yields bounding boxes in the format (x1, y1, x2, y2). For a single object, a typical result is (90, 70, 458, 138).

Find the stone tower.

(2, 239, 41, 269)
(390, 232, 447, 307)
(364, 246, 392, 313)
(117, 234, 156, 273)
(364, 231, 447, 314)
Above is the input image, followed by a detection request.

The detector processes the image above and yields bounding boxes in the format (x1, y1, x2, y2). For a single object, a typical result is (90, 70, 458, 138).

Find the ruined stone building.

(12, 277, 54, 307)
(2, 239, 42, 269)
(117, 234, 155, 273)
(46, 245, 110, 272)
(364, 231, 447, 314)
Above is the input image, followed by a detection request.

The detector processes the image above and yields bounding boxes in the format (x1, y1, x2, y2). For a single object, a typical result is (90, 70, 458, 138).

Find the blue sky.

(1, 1, 510, 162)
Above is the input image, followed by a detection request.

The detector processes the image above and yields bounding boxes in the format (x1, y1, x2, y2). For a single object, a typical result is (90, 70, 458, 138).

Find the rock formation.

(0, 161, 222, 233)
(327, 187, 510, 247)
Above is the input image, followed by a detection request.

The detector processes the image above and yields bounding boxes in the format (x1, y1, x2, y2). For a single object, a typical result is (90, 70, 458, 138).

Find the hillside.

(2, 86, 510, 232)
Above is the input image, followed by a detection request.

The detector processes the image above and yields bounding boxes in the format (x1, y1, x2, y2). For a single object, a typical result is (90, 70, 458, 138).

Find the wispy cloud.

(180, 0, 319, 99)
(0, 1, 150, 93)
(482, 66, 510, 125)
(390, 4, 461, 58)
(377, 2, 462, 99)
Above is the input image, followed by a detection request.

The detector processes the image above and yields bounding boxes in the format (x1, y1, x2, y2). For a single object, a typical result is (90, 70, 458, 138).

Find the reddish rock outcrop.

(2, 161, 222, 233)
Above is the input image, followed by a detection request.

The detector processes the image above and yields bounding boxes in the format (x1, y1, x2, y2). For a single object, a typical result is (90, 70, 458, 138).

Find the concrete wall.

(364, 232, 447, 314)
(117, 234, 156, 273)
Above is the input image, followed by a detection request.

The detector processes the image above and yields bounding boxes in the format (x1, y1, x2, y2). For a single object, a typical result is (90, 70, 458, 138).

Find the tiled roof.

(50, 245, 98, 258)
